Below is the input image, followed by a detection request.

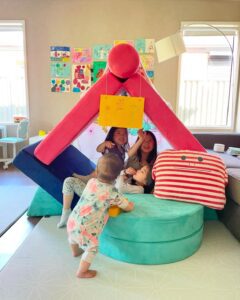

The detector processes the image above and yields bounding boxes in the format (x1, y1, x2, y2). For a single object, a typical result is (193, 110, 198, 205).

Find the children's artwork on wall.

(71, 48, 92, 64)
(50, 46, 70, 62)
(93, 61, 107, 83)
(50, 38, 155, 93)
(50, 62, 71, 78)
(146, 70, 154, 82)
(98, 94, 144, 128)
(72, 64, 91, 92)
(135, 39, 146, 53)
(140, 53, 154, 70)
(145, 39, 155, 53)
(93, 44, 112, 60)
(51, 78, 71, 92)
(114, 40, 134, 46)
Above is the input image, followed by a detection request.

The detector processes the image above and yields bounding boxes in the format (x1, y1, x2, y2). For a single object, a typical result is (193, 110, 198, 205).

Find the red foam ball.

(108, 44, 140, 79)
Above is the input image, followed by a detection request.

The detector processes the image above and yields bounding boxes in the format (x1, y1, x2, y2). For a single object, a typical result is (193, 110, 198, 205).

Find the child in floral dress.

(67, 153, 134, 279)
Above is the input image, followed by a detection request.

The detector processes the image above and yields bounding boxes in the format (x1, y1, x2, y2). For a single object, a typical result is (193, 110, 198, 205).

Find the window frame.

(0, 20, 29, 125)
(177, 21, 240, 132)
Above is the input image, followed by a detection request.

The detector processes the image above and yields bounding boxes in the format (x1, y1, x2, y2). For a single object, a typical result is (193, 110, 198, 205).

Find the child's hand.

(125, 201, 134, 211)
(105, 141, 115, 149)
(138, 129, 146, 141)
(125, 167, 137, 175)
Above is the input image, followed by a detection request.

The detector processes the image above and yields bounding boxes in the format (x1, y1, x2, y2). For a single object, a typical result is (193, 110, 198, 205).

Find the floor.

(0, 164, 41, 270)
(0, 216, 240, 300)
(0, 165, 240, 300)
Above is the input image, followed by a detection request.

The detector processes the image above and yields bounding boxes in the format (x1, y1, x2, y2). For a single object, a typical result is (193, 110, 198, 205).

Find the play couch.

(194, 133, 240, 241)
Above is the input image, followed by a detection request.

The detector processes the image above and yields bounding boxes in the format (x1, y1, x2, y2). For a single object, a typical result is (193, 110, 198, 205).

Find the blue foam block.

(13, 142, 96, 208)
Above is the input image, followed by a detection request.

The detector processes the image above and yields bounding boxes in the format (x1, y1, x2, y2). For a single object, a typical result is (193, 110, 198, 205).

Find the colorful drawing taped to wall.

(146, 70, 154, 82)
(113, 40, 134, 46)
(50, 62, 71, 78)
(93, 61, 107, 83)
(145, 39, 155, 53)
(71, 48, 92, 64)
(140, 53, 154, 70)
(51, 78, 71, 92)
(50, 46, 70, 62)
(72, 64, 91, 92)
(135, 39, 146, 53)
(93, 44, 112, 60)
(98, 94, 144, 128)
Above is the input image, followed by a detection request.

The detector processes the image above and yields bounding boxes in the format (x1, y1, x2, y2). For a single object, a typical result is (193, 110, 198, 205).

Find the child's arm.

(116, 172, 144, 194)
(128, 129, 146, 158)
(96, 141, 115, 153)
(122, 201, 134, 212)
(110, 191, 134, 213)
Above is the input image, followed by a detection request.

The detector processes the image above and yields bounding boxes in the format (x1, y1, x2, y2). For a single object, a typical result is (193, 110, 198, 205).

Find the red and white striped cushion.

(152, 150, 228, 210)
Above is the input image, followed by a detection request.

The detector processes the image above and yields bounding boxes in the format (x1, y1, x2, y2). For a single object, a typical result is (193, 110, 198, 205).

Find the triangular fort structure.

(35, 43, 205, 165)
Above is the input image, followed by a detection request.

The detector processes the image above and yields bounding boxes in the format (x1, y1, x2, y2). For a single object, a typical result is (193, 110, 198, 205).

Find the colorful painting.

(51, 78, 71, 92)
(92, 61, 107, 83)
(50, 62, 71, 78)
(135, 39, 146, 53)
(140, 53, 154, 70)
(72, 64, 91, 92)
(50, 46, 70, 62)
(50, 38, 155, 93)
(71, 48, 92, 64)
(146, 70, 154, 82)
(93, 44, 112, 60)
(145, 39, 155, 53)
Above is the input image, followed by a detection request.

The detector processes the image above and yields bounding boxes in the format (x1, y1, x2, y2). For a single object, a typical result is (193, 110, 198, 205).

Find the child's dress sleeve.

(110, 188, 130, 210)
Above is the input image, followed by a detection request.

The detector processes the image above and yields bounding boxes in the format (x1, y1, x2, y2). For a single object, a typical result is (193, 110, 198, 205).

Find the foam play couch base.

(100, 194, 204, 265)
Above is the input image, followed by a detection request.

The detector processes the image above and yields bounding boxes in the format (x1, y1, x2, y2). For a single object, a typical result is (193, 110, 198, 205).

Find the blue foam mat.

(13, 142, 95, 208)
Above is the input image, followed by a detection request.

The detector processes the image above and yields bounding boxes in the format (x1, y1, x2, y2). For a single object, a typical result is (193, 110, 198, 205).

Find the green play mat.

(99, 194, 204, 265)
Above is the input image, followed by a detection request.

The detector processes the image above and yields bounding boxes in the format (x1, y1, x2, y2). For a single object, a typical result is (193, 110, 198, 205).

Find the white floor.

(0, 217, 239, 300)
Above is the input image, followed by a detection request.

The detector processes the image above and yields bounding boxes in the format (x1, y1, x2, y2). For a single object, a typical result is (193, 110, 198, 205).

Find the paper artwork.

(92, 61, 107, 83)
(140, 53, 154, 70)
(135, 39, 146, 53)
(98, 94, 144, 128)
(51, 78, 71, 92)
(145, 39, 155, 53)
(50, 62, 71, 78)
(93, 45, 112, 60)
(50, 46, 70, 62)
(72, 48, 92, 64)
(72, 64, 92, 92)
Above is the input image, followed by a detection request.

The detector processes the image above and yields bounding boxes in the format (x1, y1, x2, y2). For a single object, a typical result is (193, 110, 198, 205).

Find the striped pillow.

(152, 150, 228, 210)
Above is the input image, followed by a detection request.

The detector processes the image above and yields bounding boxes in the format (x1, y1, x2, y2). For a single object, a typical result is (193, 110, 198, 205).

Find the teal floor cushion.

(27, 187, 62, 217)
(99, 194, 204, 265)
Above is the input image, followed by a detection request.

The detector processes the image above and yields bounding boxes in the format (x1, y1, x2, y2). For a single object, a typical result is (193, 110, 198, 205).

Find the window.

(177, 22, 240, 130)
(0, 21, 28, 123)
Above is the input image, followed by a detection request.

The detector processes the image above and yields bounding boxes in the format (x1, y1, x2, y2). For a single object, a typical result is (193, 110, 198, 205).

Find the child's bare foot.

(76, 269, 97, 278)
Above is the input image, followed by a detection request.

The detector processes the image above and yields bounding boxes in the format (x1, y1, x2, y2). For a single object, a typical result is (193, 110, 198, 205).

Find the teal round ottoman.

(99, 194, 204, 264)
